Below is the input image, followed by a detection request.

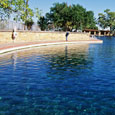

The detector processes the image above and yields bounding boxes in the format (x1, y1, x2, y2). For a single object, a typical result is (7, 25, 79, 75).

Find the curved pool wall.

(0, 37, 114, 114)
(0, 31, 94, 42)
(0, 40, 102, 54)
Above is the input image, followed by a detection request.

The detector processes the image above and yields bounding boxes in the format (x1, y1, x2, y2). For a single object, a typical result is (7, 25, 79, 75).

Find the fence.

(0, 20, 40, 31)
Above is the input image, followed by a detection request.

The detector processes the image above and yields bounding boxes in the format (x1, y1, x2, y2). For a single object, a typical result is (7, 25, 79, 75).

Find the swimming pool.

(0, 37, 114, 114)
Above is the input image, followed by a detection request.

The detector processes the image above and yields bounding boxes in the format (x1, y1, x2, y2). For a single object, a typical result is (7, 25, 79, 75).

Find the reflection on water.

(47, 45, 92, 79)
(11, 53, 18, 71)
(0, 41, 115, 115)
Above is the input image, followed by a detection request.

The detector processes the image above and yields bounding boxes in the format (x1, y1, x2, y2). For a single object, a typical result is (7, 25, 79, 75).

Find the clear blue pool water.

(0, 36, 115, 115)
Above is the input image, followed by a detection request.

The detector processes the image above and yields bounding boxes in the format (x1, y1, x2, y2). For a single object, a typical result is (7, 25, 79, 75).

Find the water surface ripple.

(0, 37, 115, 115)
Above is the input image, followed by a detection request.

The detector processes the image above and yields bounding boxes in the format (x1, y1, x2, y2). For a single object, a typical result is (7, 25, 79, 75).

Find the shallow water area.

(0, 37, 115, 115)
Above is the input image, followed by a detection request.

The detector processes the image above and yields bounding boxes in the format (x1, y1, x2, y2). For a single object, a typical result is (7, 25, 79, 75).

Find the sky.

(29, 0, 115, 18)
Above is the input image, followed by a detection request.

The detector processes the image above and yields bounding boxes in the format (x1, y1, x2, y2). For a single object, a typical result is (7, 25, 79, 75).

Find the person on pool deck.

(12, 27, 17, 42)
(65, 32, 69, 41)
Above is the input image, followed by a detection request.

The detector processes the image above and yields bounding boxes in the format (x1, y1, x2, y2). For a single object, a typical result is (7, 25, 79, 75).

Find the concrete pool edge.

(0, 40, 103, 54)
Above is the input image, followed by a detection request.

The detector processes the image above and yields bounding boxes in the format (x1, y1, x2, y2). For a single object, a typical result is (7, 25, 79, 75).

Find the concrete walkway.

(0, 39, 103, 54)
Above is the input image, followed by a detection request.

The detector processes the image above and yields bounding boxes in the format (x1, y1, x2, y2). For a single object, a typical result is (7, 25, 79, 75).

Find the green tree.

(13, 0, 34, 29)
(71, 4, 86, 30)
(46, 2, 97, 31)
(0, 0, 14, 19)
(37, 16, 48, 31)
(25, 18, 34, 30)
(84, 11, 98, 29)
(35, 8, 48, 31)
(46, 3, 72, 31)
(0, 0, 34, 30)
(35, 8, 42, 20)
(98, 9, 115, 35)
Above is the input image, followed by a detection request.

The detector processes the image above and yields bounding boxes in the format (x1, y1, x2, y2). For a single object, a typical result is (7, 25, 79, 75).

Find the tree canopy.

(98, 9, 115, 35)
(37, 16, 48, 31)
(0, 0, 13, 19)
(0, 0, 34, 29)
(46, 3, 97, 31)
